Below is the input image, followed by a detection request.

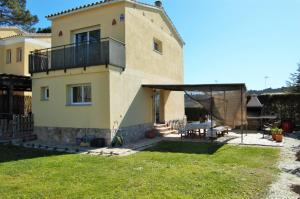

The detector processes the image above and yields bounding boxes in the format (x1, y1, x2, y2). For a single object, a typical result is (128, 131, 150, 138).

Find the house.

(0, 26, 51, 76)
(0, 26, 51, 115)
(30, 0, 185, 145)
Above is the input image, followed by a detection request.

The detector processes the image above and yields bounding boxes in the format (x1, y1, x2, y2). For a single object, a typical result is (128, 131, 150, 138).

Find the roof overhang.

(46, 0, 184, 46)
(142, 83, 247, 92)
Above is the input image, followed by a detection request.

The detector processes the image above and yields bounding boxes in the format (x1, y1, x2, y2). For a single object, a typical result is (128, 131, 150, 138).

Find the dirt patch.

(291, 184, 300, 195)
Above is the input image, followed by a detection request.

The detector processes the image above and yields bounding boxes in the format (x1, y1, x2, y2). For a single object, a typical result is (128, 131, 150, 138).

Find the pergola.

(0, 74, 32, 116)
(143, 83, 247, 143)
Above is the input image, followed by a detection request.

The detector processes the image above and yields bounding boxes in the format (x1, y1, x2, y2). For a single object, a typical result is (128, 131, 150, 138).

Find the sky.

(27, 0, 300, 90)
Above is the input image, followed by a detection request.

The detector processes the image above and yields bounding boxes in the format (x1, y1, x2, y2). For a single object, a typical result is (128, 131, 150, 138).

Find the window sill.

(153, 49, 163, 55)
(66, 103, 92, 107)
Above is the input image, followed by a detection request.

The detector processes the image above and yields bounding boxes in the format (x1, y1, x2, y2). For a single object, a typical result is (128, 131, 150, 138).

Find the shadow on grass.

(0, 144, 66, 164)
(144, 141, 225, 155)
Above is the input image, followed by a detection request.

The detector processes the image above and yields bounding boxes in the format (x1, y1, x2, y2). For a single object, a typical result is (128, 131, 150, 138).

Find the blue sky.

(27, 0, 300, 90)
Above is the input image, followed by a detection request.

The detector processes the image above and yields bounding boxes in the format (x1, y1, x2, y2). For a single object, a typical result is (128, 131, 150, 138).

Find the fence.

(0, 95, 32, 116)
(0, 114, 34, 140)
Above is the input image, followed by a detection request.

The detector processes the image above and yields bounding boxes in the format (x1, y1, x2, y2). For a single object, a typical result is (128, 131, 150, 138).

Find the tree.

(287, 64, 300, 93)
(0, 0, 38, 30)
(36, 27, 51, 33)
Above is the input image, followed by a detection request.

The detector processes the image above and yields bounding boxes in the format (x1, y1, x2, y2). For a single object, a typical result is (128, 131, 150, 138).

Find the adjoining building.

(0, 26, 51, 141)
(0, 26, 51, 116)
(30, 0, 185, 145)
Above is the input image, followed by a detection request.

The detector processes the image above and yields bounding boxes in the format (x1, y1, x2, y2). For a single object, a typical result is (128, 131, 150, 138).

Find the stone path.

(267, 132, 300, 199)
(17, 131, 285, 157)
(18, 137, 163, 156)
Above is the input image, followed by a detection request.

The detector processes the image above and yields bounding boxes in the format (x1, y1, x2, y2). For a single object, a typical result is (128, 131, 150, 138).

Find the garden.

(0, 141, 280, 199)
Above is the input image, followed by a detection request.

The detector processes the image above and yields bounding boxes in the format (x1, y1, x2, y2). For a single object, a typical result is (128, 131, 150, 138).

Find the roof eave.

(45, 0, 185, 46)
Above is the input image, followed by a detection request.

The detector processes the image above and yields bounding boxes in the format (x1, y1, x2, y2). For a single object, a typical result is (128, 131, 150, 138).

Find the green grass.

(0, 142, 280, 199)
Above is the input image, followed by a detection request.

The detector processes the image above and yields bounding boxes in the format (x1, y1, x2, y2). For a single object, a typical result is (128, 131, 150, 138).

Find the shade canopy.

(142, 83, 246, 92)
(143, 83, 247, 128)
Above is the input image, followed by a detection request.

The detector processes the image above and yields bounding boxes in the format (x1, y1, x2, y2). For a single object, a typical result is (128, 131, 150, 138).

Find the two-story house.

(30, 0, 185, 145)
(0, 26, 51, 115)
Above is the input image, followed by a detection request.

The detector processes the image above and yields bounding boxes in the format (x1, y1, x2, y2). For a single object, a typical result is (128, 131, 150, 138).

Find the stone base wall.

(34, 123, 154, 146)
(34, 127, 111, 146)
(118, 123, 153, 144)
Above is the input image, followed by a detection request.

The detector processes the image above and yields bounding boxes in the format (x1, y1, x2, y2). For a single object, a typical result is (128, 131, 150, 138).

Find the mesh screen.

(185, 90, 247, 128)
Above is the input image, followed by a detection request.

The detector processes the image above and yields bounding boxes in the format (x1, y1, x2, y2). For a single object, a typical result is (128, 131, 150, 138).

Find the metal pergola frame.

(143, 83, 247, 143)
(0, 74, 32, 116)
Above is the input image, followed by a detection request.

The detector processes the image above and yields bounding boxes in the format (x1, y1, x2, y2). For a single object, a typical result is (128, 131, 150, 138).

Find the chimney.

(155, 1, 162, 8)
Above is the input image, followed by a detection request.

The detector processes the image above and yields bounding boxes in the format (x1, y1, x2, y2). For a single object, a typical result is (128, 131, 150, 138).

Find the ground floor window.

(68, 84, 91, 105)
(41, 87, 49, 101)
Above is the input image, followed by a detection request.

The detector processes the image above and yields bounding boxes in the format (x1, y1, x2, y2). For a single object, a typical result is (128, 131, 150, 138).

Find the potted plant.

(275, 129, 283, 142)
(145, 129, 158, 139)
(271, 128, 278, 140)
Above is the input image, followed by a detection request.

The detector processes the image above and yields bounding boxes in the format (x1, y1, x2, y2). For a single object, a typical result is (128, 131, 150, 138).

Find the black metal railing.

(29, 38, 125, 73)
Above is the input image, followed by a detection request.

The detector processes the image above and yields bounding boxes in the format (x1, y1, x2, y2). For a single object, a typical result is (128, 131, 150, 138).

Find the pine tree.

(0, 0, 38, 30)
(288, 64, 300, 93)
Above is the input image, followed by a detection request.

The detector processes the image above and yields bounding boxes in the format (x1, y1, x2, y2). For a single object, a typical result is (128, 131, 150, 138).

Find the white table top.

(185, 121, 215, 131)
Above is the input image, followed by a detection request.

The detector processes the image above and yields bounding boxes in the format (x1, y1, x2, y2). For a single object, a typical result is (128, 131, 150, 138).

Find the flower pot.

(275, 134, 283, 142)
(272, 134, 276, 140)
(146, 129, 157, 139)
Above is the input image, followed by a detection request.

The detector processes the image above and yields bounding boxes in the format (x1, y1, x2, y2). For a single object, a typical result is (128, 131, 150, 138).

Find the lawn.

(0, 142, 280, 199)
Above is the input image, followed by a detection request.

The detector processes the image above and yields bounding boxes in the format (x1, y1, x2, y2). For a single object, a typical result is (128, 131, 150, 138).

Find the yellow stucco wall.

(51, 2, 125, 46)
(123, 3, 185, 123)
(0, 42, 25, 75)
(32, 1, 184, 129)
(32, 66, 110, 129)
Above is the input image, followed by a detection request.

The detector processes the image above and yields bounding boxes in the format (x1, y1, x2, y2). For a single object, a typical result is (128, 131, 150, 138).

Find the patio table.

(181, 121, 216, 138)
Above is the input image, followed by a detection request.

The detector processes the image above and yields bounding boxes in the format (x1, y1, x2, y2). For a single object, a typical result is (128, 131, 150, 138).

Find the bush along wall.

(257, 94, 300, 125)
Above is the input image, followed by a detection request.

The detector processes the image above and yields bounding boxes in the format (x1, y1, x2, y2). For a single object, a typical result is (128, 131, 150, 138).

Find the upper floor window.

(68, 84, 92, 105)
(6, 49, 11, 64)
(16, 47, 23, 62)
(153, 38, 163, 54)
(75, 29, 101, 44)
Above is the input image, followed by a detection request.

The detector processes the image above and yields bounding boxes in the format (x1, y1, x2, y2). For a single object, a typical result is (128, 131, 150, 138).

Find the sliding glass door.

(74, 29, 101, 66)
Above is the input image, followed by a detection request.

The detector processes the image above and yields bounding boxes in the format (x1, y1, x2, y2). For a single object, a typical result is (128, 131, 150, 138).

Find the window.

(6, 49, 11, 64)
(16, 47, 23, 62)
(69, 84, 92, 105)
(75, 29, 101, 44)
(153, 38, 163, 54)
(41, 87, 49, 101)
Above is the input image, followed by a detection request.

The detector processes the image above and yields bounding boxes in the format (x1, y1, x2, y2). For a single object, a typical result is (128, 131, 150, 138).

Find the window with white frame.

(6, 49, 12, 64)
(16, 47, 23, 62)
(41, 87, 49, 101)
(69, 84, 92, 105)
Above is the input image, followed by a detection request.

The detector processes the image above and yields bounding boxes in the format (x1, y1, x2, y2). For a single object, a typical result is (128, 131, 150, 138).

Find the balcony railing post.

(46, 49, 49, 75)
(64, 45, 66, 73)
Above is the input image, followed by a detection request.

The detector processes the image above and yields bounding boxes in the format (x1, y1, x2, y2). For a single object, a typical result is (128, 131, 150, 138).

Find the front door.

(153, 90, 165, 124)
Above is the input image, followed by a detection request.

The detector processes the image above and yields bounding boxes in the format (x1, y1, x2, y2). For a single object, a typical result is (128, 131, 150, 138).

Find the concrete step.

(155, 126, 172, 132)
(159, 130, 178, 137)
(154, 123, 167, 128)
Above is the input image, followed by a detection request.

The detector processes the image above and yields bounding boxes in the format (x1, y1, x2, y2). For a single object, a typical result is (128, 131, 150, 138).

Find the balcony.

(29, 38, 125, 74)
